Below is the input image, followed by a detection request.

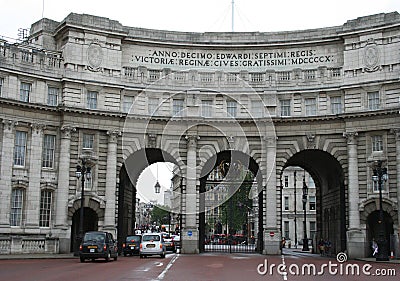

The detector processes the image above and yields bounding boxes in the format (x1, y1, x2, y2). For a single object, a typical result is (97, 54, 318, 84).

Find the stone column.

(0, 120, 17, 227)
(25, 123, 45, 229)
(103, 130, 121, 236)
(263, 136, 280, 254)
(54, 125, 75, 253)
(182, 134, 199, 253)
(343, 131, 365, 258)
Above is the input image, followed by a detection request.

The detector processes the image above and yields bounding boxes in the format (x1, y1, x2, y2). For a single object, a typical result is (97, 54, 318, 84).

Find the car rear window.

(126, 235, 141, 242)
(84, 232, 105, 242)
(142, 235, 161, 242)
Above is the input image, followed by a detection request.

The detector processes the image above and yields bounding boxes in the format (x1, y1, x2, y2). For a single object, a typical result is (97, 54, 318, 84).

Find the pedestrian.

(372, 239, 378, 256)
(318, 239, 325, 256)
(280, 238, 286, 250)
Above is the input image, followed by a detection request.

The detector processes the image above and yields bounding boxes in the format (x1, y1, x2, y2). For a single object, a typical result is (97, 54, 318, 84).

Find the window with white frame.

(200, 73, 213, 83)
(14, 131, 27, 166)
(372, 135, 383, 152)
(284, 196, 289, 211)
(309, 196, 316, 210)
(149, 70, 160, 82)
(174, 72, 185, 81)
(278, 72, 290, 81)
(330, 96, 342, 114)
(251, 73, 263, 83)
(172, 99, 184, 116)
(304, 70, 316, 80)
(251, 100, 263, 117)
(122, 96, 134, 113)
(284, 175, 289, 187)
(201, 100, 212, 117)
(227, 73, 238, 83)
(284, 221, 290, 240)
(280, 99, 291, 117)
(226, 100, 237, 117)
(308, 176, 315, 188)
(148, 97, 159, 115)
(87, 91, 98, 109)
(39, 190, 52, 227)
(47, 87, 59, 106)
(10, 188, 24, 226)
(82, 133, 94, 149)
(305, 98, 317, 116)
(368, 92, 380, 110)
(20, 82, 31, 102)
(42, 134, 56, 168)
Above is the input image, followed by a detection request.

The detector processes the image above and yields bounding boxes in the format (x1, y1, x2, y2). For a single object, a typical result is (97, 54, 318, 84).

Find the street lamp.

(302, 174, 309, 251)
(75, 149, 96, 255)
(371, 160, 389, 261)
(154, 163, 161, 193)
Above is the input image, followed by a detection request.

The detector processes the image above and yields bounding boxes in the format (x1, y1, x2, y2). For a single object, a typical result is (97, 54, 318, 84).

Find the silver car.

(140, 233, 166, 258)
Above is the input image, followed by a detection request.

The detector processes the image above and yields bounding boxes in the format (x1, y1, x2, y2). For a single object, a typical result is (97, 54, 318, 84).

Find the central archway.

(282, 149, 346, 254)
(117, 148, 181, 250)
(199, 150, 264, 253)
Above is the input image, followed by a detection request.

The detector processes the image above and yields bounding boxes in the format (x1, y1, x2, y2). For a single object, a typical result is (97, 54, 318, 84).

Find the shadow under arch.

(282, 149, 346, 253)
(117, 148, 181, 250)
(199, 150, 264, 253)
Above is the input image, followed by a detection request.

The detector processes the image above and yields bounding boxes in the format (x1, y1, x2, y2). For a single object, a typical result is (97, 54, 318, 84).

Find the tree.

(150, 205, 170, 226)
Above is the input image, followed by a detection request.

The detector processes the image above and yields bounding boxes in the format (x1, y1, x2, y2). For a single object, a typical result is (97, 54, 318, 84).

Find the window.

(174, 72, 185, 82)
(309, 196, 316, 211)
(227, 100, 237, 117)
(304, 70, 315, 80)
(284, 196, 289, 211)
(201, 100, 212, 117)
(39, 190, 52, 227)
(122, 96, 134, 113)
(280, 99, 291, 117)
(227, 73, 238, 83)
(47, 87, 59, 106)
(14, 131, 27, 166)
(251, 100, 263, 117)
(10, 189, 24, 226)
(308, 176, 315, 188)
(87, 91, 98, 109)
(330, 68, 341, 77)
(305, 98, 317, 116)
(310, 221, 317, 239)
(330, 96, 342, 114)
(368, 92, 380, 110)
(148, 97, 159, 115)
(284, 175, 289, 187)
(200, 73, 213, 83)
(149, 70, 160, 82)
(278, 72, 290, 81)
(20, 82, 31, 102)
(173, 99, 184, 116)
(284, 221, 290, 240)
(82, 133, 94, 149)
(42, 134, 56, 168)
(372, 135, 383, 152)
(251, 73, 263, 83)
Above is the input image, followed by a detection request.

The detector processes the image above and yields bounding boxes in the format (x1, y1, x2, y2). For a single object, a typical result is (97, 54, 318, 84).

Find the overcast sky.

(1, 0, 400, 40)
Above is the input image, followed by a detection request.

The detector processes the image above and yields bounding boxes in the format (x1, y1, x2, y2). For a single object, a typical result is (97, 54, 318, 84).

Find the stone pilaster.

(182, 134, 199, 254)
(0, 120, 18, 227)
(343, 131, 365, 258)
(25, 123, 45, 229)
(391, 128, 400, 234)
(55, 125, 75, 228)
(103, 130, 121, 236)
(263, 135, 280, 255)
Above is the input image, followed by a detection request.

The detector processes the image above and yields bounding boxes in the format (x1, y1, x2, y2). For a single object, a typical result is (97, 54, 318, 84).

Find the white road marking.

(155, 262, 164, 267)
(281, 255, 288, 281)
(154, 254, 179, 280)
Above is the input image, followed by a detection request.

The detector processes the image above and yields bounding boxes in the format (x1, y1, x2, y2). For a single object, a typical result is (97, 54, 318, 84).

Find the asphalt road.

(0, 252, 399, 281)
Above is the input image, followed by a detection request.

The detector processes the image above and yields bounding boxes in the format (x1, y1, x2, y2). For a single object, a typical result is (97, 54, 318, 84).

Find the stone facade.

(0, 12, 399, 257)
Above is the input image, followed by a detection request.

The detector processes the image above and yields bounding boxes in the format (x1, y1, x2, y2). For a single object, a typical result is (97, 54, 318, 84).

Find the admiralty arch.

(0, 12, 399, 258)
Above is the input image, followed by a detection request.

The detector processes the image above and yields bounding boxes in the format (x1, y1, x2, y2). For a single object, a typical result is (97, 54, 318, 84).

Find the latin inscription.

(130, 47, 338, 71)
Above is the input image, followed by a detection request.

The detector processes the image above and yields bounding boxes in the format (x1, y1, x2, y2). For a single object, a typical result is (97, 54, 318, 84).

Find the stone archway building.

(0, 12, 399, 258)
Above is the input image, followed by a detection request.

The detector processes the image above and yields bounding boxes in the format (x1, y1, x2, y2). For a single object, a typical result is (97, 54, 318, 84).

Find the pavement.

(0, 249, 399, 264)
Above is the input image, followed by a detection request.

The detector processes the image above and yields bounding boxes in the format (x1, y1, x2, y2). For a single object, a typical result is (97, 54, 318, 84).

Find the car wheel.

(123, 253, 127, 257)
(105, 252, 110, 262)
(140, 254, 143, 259)
(161, 253, 165, 258)
(114, 255, 118, 261)
(80, 257, 85, 263)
